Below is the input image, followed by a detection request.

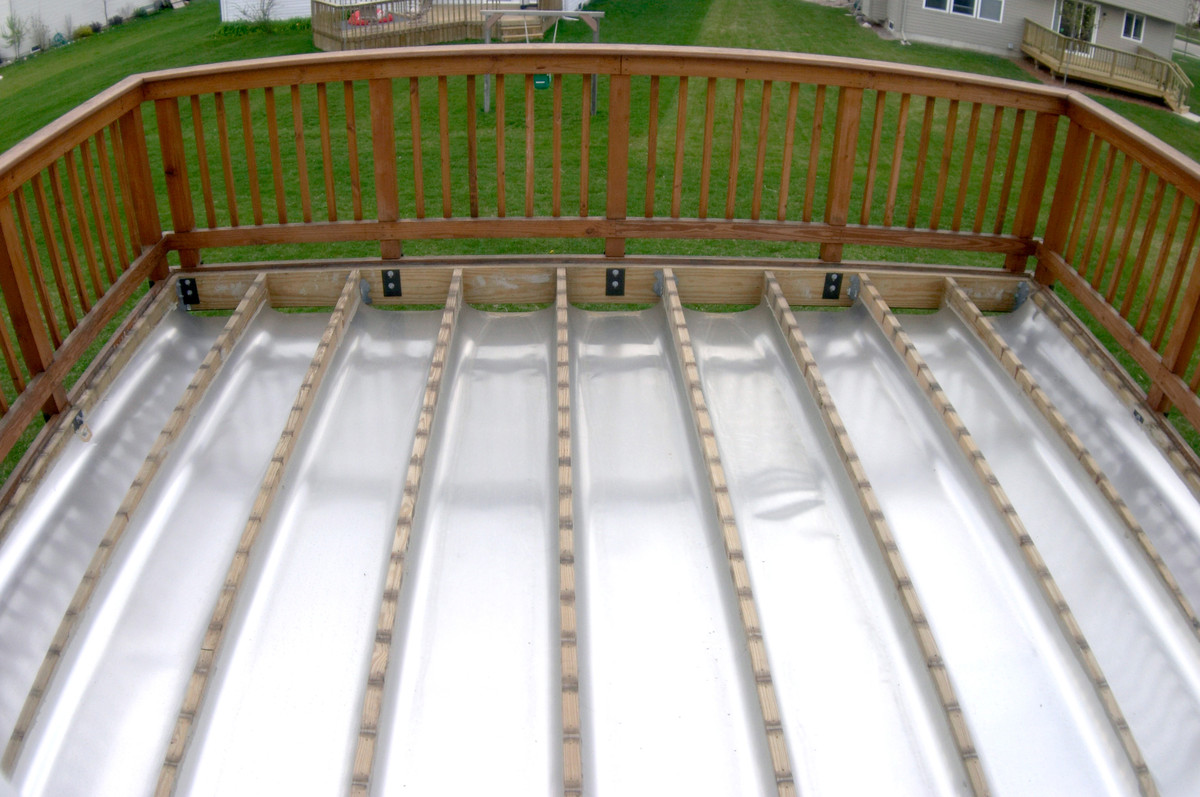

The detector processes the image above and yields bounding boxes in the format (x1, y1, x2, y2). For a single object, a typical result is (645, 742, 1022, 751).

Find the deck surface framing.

(856, 273, 1158, 796)
(349, 269, 463, 796)
(661, 267, 796, 796)
(1, 273, 270, 777)
(762, 271, 989, 795)
(156, 269, 364, 795)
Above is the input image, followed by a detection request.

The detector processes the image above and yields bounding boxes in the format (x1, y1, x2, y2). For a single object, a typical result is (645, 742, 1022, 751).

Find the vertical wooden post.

(370, 79, 401, 260)
(1038, 121, 1090, 284)
(1005, 111, 1059, 273)
(0, 196, 65, 414)
(155, 98, 199, 269)
(605, 75, 631, 258)
(821, 87, 863, 263)
(118, 107, 166, 279)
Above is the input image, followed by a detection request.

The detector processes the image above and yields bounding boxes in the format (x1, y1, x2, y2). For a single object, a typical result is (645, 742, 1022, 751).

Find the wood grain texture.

(857, 273, 1158, 796)
(1, 273, 268, 778)
(157, 271, 363, 796)
(763, 272, 989, 796)
(349, 270, 463, 797)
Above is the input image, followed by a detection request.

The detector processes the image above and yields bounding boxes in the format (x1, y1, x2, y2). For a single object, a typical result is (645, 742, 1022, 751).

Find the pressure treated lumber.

(856, 273, 1158, 796)
(556, 267, 582, 796)
(660, 267, 796, 797)
(1, 273, 269, 777)
(943, 278, 1200, 639)
(349, 269, 463, 797)
(156, 270, 363, 795)
(762, 272, 989, 796)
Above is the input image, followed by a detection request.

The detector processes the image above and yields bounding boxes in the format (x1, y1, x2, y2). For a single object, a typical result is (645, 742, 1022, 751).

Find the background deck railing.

(312, 0, 559, 50)
(2, 44, 1200, 469)
(1022, 20, 1192, 112)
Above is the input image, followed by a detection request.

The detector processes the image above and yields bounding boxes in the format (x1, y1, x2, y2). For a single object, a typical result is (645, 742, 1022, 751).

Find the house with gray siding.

(862, 0, 1190, 60)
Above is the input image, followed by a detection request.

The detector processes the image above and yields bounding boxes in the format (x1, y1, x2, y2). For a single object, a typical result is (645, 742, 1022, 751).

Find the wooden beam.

(856, 273, 1157, 796)
(555, 267, 582, 796)
(157, 270, 363, 795)
(762, 272, 989, 795)
(943, 278, 1200, 641)
(660, 267, 796, 797)
(1, 274, 269, 778)
(349, 269, 463, 796)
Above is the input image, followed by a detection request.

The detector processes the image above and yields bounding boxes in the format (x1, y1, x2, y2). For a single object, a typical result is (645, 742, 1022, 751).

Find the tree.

(2, 14, 27, 57)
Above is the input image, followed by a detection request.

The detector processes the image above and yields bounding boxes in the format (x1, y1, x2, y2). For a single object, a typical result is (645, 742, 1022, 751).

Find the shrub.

(74, 25, 94, 39)
(133, 7, 149, 18)
(89, 21, 102, 33)
(109, 15, 124, 25)
(28, 14, 49, 51)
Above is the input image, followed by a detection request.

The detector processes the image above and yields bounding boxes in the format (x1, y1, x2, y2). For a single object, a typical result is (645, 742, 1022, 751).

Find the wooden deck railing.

(1022, 20, 1192, 112)
(1, 45, 1200, 467)
(312, 0, 557, 51)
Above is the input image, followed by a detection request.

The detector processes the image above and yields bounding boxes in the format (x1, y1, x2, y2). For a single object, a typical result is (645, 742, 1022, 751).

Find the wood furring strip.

(661, 267, 796, 797)
(1, 273, 269, 778)
(857, 273, 1158, 797)
(349, 269, 463, 796)
(763, 271, 989, 796)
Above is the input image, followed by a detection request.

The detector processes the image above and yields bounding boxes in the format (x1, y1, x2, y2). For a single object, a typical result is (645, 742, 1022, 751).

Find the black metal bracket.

(823, 272, 844, 300)
(382, 268, 402, 298)
(605, 267, 626, 297)
(178, 278, 199, 307)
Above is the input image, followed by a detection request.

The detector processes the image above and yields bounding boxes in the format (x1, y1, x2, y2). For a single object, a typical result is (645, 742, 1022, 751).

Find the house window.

(923, 0, 1002, 22)
(1122, 12, 1144, 42)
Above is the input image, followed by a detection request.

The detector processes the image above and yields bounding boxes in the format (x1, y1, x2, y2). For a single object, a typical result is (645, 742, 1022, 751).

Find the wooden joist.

(762, 271, 990, 795)
(1, 273, 269, 777)
(943, 278, 1200, 640)
(156, 269, 363, 795)
(855, 274, 1157, 795)
(556, 267, 582, 796)
(349, 269, 463, 796)
(660, 268, 796, 797)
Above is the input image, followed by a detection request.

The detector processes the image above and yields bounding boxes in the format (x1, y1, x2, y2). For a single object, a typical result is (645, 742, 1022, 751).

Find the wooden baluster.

(776, 82, 800, 222)
(345, 81, 364, 221)
(606, 74, 631, 258)
(263, 87, 288, 224)
(1079, 147, 1119, 281)
(803, 85, 826, 223)
(883, 93, 911, 227)
(439, 76, 452, 219)
(821, 87, 863, 263)
(1091, 156, 1133, 291)
(12, 187, 62, 347)
(1119, 178, 1167, 318)
(30, 174, 77, 330)
(189, 95, 217, 229)
(155, 98, 199, 267)
(929, 99, 959, 231)
(671, 76, 688, 219)
(525, 74, 535, 218)
(579, 74, 590, 217)
(992, 108, 1025, 236)
(972, 106, 1004, 234)
(1105, 166, 1149, 304)
(497, 73, 507, 218)
(64, 150, 105, 293)
(292, 85, 313, 224)
(1065, 137, 1102, 264)
(859, 90, 886, 226)
(1135, 193, 1186, 330)
(553, 73, 563, 218)
(370, 78, 401, 259)
(750, 80, 771, 222)
(1040, 119, 1090, 272)
(79, 140, 117, 284)
(1004, 111, 1058, 272)
(107, 120, 140, 259)
(906, 96, 936, 229)
(951, 103, 981, 232)
(1152, 206, 1200, 351)
(318, 83, 338, 222)
(1157, 243, 1200, 410)
(117, 107, 163, 274)
(406, 77, 424, 221)
(240, 89, 265, 226)
(214, 93, 240, 228)
(48, 162, 91, 311)
(699, 77, 717, 219)
(724, 78, 745, 220)
(466, 75, 479, 219)
(644, 75, 660, 219)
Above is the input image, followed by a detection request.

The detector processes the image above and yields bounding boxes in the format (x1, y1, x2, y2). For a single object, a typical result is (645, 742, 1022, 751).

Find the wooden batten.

(555, 267, 582, 796)
(1, 273, 270, 778)
(942, 278, 1200, 641)
(0, 278, 176, 549)
(762, 272, 989, 795)
(350, 270, 463, 797)
(660, 268, 797, 797)
(855, 274, 1157, 796)
(1028, 286, 1200, 514)
(157, 270, 364, 795)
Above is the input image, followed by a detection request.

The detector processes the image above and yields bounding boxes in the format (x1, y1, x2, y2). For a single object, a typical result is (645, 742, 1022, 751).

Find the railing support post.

(1004, 111, 1058, 273)
(0, 195, 66, 414)
(370, 78, 402, 260)
(118, 107, 166, 280)
(1037, 119, 1089, 284)
(821, 87, 863, 263)
(155, 98, 200, 269)
(605, 74, 631, 258)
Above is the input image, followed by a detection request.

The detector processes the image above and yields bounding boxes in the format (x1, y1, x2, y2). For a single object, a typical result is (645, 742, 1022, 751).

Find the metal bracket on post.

(823, 272, 844, 300)
(72, 409, 93, 442)
(382, 268, 402, 298)
(177, 278, 199, 308)
(360, 278, 373, 306)
(605, 267, 626, 297)
(653, 270, 664, 297)
(847, 275, 861, 302)
(1013, 281, 1031, 309)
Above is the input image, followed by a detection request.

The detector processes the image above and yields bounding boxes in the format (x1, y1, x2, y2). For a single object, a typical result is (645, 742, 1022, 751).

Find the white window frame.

(922, 0, 1003, 23)
(1121, 11, 1145, 42)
